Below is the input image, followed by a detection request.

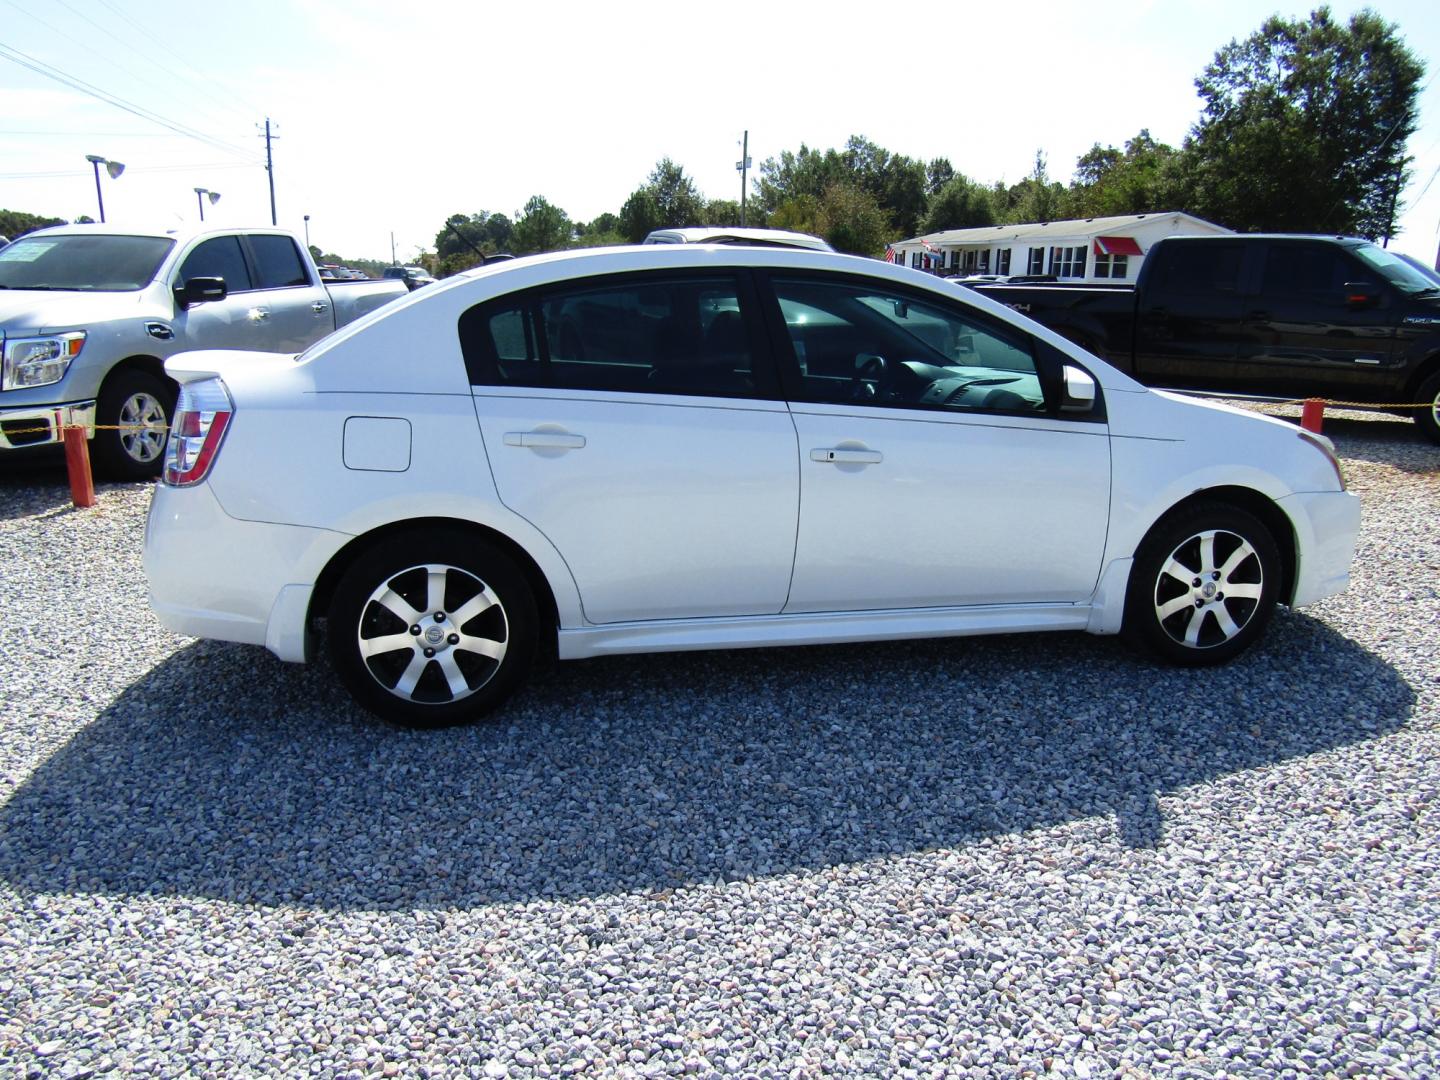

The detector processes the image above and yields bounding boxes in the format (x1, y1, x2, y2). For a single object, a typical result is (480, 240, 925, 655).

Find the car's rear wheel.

(327, 532, 538, 728)
(92, 369, 175, 480)
(1415, 370, 1440, 445)
(1124, 502, 1281, 666)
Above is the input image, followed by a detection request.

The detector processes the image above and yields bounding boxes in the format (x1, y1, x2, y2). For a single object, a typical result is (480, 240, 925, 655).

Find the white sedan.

(144, 246, 1360, 728)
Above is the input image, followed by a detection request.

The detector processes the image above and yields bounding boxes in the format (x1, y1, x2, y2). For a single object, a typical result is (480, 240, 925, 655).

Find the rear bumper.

(1278, 490, 1362, 608)
(0, 400, 95, 449)
(144, 481, 346, 662)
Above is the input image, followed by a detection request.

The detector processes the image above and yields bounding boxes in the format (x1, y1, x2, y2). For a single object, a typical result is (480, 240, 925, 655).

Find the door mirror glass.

(176, 276, 228, 309)
(1343, 281, 1380, 309)
(1060, 365, 1097, 413)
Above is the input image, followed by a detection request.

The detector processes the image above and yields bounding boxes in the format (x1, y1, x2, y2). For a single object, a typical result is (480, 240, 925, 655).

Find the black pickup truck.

(968, 234, 1440, 443)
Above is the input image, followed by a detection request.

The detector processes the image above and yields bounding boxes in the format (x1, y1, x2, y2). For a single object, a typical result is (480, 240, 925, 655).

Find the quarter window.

(177, 236, 253, 292)
(770, 278, 1047, 414)
(460, 276, 758, 397)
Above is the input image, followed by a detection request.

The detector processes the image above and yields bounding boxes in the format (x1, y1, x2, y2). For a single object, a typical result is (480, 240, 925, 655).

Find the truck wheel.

(327, 531, 538, 729)
(1415, 370, 1440, 445)
(1123, 502, 1280, 666)
(92, 369, 176, 480)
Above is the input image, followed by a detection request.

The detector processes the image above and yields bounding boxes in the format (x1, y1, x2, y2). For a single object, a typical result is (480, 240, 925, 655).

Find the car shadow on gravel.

(0, 456, 146, 518)
(0, 609, 1415, 911)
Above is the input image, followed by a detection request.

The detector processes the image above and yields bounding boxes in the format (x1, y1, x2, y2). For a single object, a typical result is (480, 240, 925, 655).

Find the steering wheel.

(851, 354, 891, 401)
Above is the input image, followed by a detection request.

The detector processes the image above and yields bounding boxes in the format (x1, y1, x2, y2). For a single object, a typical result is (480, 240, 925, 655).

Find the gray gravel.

(2, 410, 1437, 1078)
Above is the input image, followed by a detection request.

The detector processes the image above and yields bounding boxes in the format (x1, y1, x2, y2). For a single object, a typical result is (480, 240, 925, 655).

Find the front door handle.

(247, 307, 271, 322)
(504, 431, 586, 449)
(312, 301, 330, 314)
(811, 448, 883, 465)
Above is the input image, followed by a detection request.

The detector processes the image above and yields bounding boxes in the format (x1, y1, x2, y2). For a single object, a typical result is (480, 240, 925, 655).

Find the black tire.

(1415, 370, 1440, 446)
(1123, 502, 1281, 666)
(92, 368, 176, 480)
(327, 531, 538, 729)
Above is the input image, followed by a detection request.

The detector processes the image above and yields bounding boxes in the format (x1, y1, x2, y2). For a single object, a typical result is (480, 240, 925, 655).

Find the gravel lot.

(2, 407, 1437, 1078)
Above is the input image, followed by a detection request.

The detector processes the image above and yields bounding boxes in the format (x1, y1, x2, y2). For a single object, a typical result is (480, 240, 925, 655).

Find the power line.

(0, 161, 260, 180)
(0, 40, 262, 162)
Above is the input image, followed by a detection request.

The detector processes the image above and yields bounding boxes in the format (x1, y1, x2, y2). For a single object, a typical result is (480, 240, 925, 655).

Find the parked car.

(644, 226, 834, 252)
(144, 246, 1359, 728)
(0, 224, 408, 476)
(383, 265, 438, 290)
(969, 234, 1440, 443)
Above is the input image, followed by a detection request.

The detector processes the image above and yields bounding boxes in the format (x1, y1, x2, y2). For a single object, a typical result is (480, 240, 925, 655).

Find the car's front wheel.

(92, 369, 175, 480)
(327, 532, 538, 728)
(1124, 502, 1281, 666)
(1415, 369, 1440, 446)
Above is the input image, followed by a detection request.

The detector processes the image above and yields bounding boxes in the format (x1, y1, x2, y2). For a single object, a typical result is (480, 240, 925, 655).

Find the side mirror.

(1343, 281, 1380, 309)
(1060, 365, 1097, 414)
(174, 276, 228, 310)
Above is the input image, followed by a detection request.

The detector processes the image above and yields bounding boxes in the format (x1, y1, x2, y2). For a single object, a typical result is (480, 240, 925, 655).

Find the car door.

(242, 233, 336, 351)
(1232, 240, 1401, 396)
(760, 273, 1111, 613)
(461, 271, 799, 625)
(1131, 240, 1253, 391)
(171, 235, 275, 351)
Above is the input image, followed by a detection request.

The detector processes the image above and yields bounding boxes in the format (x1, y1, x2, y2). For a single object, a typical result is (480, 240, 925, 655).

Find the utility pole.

(735, 130, 751, 227)
(391, 232, 397, 265)
(260, 118, 278, 226)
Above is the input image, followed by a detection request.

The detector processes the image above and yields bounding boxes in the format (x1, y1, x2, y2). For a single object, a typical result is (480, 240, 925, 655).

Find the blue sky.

(2, 0, 1438, 264)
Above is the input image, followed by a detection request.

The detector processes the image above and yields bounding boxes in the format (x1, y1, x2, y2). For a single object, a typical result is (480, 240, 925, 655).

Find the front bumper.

(0, 400, 96, 449)
(1278, 490, 1363, 608)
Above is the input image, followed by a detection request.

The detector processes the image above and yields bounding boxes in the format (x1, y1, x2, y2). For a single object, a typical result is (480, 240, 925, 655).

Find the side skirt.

(557, 603, 1096, 660)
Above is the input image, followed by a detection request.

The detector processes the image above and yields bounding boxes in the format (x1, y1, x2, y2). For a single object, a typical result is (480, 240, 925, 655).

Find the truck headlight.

(1, 332, 86, 390)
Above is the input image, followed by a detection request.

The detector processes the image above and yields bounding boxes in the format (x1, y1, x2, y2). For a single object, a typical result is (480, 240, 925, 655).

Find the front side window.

(177, 236, 253, 292)
(248, 234, 310, 288)
(1261, 244, 1373, 299)
(460, 275, 758, 397)
(771, 277, 1047, 414)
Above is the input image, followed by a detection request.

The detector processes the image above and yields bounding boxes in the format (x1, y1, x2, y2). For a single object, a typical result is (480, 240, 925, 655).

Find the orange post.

(1300, 398, 1326, 434)
(63, 424, 96, 508)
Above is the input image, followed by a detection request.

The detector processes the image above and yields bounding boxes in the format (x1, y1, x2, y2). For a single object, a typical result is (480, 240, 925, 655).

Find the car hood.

(0, 288, 159, 334)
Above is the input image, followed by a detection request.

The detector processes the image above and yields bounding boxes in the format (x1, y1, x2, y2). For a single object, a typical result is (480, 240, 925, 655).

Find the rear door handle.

(811, 448, 883, 465)
(247, 307, 271, 322)
(504, 431, 586, 449)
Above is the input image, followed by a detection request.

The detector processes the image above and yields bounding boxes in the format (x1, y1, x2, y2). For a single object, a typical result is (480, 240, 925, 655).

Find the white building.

(888, 211, 1231, 284)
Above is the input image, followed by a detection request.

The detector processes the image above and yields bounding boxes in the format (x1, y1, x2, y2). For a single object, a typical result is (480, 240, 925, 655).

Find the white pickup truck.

(0, 224, 408, 477)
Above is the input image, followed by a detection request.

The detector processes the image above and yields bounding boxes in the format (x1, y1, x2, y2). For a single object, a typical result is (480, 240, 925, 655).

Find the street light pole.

(735, 131, 751, 227)
(85, 154, 123, 222)
(193, 188, 221, 221)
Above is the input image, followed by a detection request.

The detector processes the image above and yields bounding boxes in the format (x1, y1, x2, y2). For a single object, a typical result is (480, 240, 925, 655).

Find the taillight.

(163, 378, 233, 487)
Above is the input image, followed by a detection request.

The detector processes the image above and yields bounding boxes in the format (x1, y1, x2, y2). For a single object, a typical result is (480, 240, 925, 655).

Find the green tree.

(703, 199, 743, 226)
(0, 209, 66, 238)
(1068, 130, 1191, 217)
(618, 188, 660, 242)
(999, 151, 1068, 224)
(921, 174, 996, 233)
(816, 184, 890, 257)
(510, 195, 572, 255)
(926, 157, 957, 196)
(1185, 6, 1424, 238)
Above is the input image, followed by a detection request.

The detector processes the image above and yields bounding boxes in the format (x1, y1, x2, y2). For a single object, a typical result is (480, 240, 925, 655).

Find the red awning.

(1094, 235, 1143, 257)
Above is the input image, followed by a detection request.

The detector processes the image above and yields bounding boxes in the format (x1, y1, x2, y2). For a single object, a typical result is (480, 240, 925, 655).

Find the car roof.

(644, 227, 834, 252)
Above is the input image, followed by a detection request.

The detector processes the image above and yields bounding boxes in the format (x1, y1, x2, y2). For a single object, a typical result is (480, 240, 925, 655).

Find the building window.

(911, 252, 921, 269)
(978, 250, 990, 272)
(1027, 247, 1045, 275)
(950, 250, 961, 270)
(962, 250, 979, 272)
(1095, 253, 1129, 280)
(996, 249, 1012, 275)
(1049, 245, 1087, 279)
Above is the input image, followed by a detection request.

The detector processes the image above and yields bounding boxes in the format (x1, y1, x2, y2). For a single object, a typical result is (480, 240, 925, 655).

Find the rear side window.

(1150, 243, 1244, 295)
(177, 236, 253, 292)
(248, 234, 310, 288)
(459, 275, 761, 397)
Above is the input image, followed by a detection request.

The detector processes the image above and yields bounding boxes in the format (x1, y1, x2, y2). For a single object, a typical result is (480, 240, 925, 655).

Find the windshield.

(0, 234, 174, 291)
(1350, 242, 1440, 295)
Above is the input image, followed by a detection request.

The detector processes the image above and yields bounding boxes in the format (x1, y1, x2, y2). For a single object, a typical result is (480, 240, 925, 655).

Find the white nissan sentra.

(144, 246, 1360, 728)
